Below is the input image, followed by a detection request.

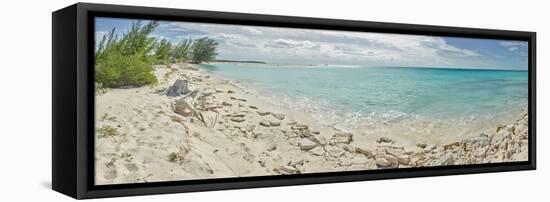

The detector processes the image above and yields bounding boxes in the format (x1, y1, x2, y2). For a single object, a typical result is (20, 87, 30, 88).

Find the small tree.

(154, 38, 172, 65)
(94, 21, 159, 88)
(173, 39, 193, 63)
(190, 37, 218, 64)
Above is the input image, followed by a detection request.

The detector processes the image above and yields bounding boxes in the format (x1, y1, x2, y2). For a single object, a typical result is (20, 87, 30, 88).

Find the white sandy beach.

(95, 63, 529, 185)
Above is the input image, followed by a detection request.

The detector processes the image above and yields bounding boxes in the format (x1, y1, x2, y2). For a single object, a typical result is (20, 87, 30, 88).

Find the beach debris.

(174, 94, 207, 125)
(257, 111, 270, 116)
(227, 90, 235, 93)
(166, 79, 190, 97)
(377, 137, 393, 144)
(271, 113, 285, 120)
(330, 132, 353, 144)
(299, 138, 318, 150)
(249, 105, 258, 109)
(222, 101, 232, 106)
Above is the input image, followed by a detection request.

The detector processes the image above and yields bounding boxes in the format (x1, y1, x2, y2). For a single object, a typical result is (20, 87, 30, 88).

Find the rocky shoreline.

(94, 63, 528, 185)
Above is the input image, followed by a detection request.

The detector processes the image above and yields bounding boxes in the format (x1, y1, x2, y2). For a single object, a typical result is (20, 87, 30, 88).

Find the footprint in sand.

(125, 163, 139, 172)
(104, 169, 117, 180)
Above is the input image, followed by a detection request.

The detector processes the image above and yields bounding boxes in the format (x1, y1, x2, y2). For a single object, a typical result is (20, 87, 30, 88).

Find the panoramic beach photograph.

(93, 17, 529, 185)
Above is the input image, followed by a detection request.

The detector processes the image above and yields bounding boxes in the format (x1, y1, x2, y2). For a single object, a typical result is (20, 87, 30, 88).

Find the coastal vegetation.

(95, 21, 218, 88)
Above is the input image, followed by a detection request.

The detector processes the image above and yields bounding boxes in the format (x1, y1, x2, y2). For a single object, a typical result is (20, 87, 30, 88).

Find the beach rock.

(291, 124, 308, 130)
(259, 120, 271, 127)
(166, 79, 189, 97)
(396, 155, 410, 165)
(376, 155, 398, 168)
(249, 105, 258, 109)
(266, 142, 277, 151)
(331, 132, 353, 144)
(299, 138, 318, 150)
(427, 154, 455, 166)
(377, 137, 393, 144)
(309, 136, 327, 145)
(227, 90, 235, 93)
(325, 145, 346, 157)
(269, 120, 281, 127)
(231, 113, 246, 117)
(356, 147, 376, 158)
(230, 117, 246, 122)
(257, 111, 270, 116)
(310, 147, 325, 156)
(416, 143, 428, 149)
(280, 165, 299, 174)
(272, 113, 285, 120)
(222, 101, 232, 107)
(342, 145, 354, 153)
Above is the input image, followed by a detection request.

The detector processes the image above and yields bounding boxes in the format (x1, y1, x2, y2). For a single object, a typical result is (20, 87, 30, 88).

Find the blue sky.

(95, 17, 528, 70)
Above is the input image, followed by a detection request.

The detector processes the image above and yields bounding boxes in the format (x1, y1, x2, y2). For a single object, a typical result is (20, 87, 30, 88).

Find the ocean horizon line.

(205, 61, 527, 72)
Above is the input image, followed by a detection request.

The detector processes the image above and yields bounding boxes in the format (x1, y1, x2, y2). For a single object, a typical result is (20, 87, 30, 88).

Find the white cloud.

(147, 20, 523, 68)
(499, 41, 528, 52)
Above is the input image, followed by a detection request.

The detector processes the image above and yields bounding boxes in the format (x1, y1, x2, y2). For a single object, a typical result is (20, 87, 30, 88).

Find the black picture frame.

(52, 3, 536, 199)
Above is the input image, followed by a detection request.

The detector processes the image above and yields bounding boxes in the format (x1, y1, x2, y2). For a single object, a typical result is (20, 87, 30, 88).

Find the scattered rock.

(377, 137, 393, 143)
(443, 142, 460, 150)
(259, 120, 271, 127)
(309, 136, 327, 145)
(222, 101, 232, 106)
(299, 138, 318, 150)
(257, 111, 270, 116)
(266, 142, 277, 151)
(427, 154, 454, 166)
(231, 113, 246, 117)
(356, 147, 376, 158)
(227, 90, 235, 93)
(279, 165, 299, 174)
(375, 155, 398, 168)
(166, 79, 189, 97)
(325, 145, 346, 157)
(269, 120, 281, 127)
(310, 147, 325, 156)
(249, 105, 258, 109)
(272, 113, 285, 120)
(331, 132, 353, 144)
(416, 143, 427, 149)
(230, 117, 246, 122)
(291, 124, 308, 130)
(396, 155, 410, 165)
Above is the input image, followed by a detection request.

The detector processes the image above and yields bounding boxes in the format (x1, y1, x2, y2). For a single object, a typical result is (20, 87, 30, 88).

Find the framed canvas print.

(52, 3, 536, 199)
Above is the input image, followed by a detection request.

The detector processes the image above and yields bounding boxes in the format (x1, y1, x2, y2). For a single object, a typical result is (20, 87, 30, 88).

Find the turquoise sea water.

(200, 63, 528, 129)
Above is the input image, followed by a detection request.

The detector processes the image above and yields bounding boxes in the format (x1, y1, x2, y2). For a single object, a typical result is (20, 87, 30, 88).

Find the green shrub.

(190, 37, 218, 64)
(95, 21, 159, 88)
(173, 39, 193, 63)
(154, 38, 172, 65)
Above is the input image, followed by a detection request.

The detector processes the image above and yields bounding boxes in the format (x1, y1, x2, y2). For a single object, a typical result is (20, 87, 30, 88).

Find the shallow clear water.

(200, 63, 528, 130)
